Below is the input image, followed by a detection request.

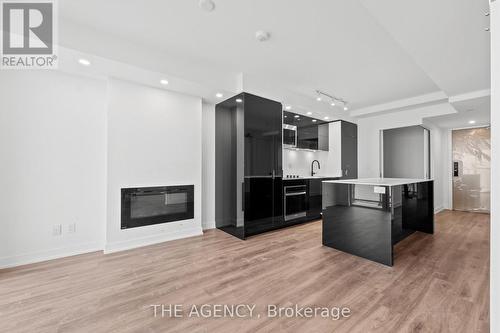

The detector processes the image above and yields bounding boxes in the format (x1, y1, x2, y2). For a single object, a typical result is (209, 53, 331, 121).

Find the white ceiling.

(57, 0, 491, 120)
(424, 95, 491, 129)
(360, 0, 491, 96)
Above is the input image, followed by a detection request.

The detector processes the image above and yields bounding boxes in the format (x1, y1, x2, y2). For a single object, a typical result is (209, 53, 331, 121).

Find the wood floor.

(0, 210, 489, 333)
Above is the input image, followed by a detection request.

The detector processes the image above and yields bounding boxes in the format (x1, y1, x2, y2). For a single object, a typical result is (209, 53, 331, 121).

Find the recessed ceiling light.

(285, 105, 292, 110)
(324, 116, 329, 120)
(330, 101, 336, 106)
(294, 115, 300, 118)
(199, 0, 215, 12)
(316, 97, 322, 102)
(307, 112, 312, 115)
(236, 98, 243, 103)
(312, 119, 317, 122)
(343, 106, 349, 111)
(469, 120, 476, 124)
(215, 93, 223, 98)
(160, 79, 169, 85)
(78, 58, 91, 66)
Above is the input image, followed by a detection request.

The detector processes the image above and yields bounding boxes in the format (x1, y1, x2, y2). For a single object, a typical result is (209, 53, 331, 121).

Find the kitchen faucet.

(311, 160, 321, 177)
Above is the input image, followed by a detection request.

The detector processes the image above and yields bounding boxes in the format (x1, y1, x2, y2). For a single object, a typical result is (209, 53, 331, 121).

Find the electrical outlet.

(68, 223, 76, 234)
(52, 224, 62, 236)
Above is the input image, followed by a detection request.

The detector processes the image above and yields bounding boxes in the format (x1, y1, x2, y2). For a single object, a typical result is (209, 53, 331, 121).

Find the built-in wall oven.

(283, 124, 297, 148)
(284, 184, 307, 221)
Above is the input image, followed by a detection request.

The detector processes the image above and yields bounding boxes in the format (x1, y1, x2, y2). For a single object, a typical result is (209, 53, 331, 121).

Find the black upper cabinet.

(245, 94, 282, 177)
(297, 126, 318, 150)
(283, 111, 328, 151)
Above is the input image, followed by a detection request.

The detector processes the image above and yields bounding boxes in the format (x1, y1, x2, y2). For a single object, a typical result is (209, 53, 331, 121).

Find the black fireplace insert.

(121, 185, 194, 229)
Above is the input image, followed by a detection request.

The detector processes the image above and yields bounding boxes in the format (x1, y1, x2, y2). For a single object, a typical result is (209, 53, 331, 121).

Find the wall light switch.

(53, 224, 62, 236)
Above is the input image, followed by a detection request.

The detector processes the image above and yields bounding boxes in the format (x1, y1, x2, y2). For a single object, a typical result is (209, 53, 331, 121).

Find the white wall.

(357, 102, 455, 211)
(491, 0, 499, 330)
(201, 102, 216, 230)
(0, 71, 107, 268)
(105, 79, 203, 252)
(422, 121, 449, 211)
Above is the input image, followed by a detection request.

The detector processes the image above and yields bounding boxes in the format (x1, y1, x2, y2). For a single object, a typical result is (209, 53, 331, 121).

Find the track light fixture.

(315, 90, 349, 111)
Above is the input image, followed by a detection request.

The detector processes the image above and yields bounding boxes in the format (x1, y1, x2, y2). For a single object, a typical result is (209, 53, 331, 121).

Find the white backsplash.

(283, 149, 337, 177)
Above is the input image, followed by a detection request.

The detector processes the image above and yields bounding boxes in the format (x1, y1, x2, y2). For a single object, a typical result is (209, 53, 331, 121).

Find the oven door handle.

(285, 191, 307, 196)
(132, 191, 167, 196)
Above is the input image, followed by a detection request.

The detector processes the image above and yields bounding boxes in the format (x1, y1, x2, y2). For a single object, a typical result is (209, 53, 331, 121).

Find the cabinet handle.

(242, 182, 245, 211)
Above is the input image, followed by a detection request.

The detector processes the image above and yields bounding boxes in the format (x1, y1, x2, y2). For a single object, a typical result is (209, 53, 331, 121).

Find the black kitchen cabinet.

(297, 125, 318, 150)
(318, 123, 329, 151)
(215, 93, 283, 239)
(340, 121, 357, 179)
(283, 111, 329, 151)
(307, 179, 323, 219)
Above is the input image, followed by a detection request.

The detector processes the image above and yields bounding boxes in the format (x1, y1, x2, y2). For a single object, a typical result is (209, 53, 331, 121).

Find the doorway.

(452, 127, 491, 212)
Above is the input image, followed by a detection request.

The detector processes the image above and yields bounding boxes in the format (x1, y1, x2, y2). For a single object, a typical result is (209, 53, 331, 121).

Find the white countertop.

(322, 178, 433, 186)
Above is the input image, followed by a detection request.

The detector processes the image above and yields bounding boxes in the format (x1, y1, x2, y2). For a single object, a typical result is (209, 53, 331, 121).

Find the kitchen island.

(321, 178, 434, 266)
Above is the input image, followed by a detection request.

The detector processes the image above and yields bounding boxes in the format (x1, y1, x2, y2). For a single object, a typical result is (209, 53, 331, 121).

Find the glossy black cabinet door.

(402, 182, 434, 234)
(341, 121, 358, 179)
(297, 125, 319, 150)
(318, 124, 329, 151)
(243, 93, 283, 235)
(244, 93, 282, 177)
(244, 177, 274, 236)
(273, 176, 284, 224)
(307, 179, 323, 219)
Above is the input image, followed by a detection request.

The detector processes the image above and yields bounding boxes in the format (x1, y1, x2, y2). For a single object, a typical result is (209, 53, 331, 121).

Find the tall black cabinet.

(215, 93, 283, 239)
(340, 121, 358, 179)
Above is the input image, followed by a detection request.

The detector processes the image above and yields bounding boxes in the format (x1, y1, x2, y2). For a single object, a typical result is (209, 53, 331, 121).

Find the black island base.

(321, 178, 434, 266)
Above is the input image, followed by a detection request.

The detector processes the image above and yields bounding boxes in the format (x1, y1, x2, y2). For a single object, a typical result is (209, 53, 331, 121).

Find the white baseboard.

(104, 227, 203, 254)
(435, 206, 446, 214)
(0, 241, 103, 269)
(202, 220, 216, 230)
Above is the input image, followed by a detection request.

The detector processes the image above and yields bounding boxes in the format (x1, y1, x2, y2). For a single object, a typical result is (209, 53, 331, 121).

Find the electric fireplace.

(121, 185, 194, 229)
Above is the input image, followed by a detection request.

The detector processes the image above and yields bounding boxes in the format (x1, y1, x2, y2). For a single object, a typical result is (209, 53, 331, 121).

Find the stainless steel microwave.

(283, 124, 297, 148)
